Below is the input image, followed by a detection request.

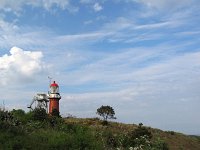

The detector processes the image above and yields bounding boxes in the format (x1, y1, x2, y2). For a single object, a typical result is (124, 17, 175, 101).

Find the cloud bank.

(0, 47, 47, 85)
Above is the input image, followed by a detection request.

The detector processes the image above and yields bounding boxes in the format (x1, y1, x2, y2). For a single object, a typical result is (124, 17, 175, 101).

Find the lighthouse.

(48, 81, 61, 114)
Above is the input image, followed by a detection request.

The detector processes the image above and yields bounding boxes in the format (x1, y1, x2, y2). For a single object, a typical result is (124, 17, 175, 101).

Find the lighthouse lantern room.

(48, 81, 61, 114)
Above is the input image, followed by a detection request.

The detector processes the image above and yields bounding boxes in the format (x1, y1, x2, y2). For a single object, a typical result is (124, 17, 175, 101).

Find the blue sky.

(0, 0, 200, 134)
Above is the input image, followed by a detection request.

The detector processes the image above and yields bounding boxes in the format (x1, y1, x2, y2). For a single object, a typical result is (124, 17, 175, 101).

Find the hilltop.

(0, 108, 200, 150)
(65, 117, 200, 150)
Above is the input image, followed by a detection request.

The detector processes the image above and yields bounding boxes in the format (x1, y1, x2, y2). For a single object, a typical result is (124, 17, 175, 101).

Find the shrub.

(152, 138, 169, 150)
(125, 123, 152, 147)
(131, 123, 152, 139)
(32, 108, 47, 121)
(11, 109, 26, 124)
(51, 108, 60, 117)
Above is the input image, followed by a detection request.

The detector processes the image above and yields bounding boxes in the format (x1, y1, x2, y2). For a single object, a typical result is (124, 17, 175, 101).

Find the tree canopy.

(96, 105, 116, 121)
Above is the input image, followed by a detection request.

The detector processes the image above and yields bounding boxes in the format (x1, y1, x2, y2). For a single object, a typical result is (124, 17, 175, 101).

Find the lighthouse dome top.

(50, 81, 59, 87)
(49, 81, 59, 94)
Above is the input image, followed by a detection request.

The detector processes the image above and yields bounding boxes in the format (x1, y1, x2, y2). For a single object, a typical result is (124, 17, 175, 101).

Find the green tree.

(96, 105, 116, 123)
(32, 108, 47, 121)
(11, 109, 25, 116)
(11, 109, 26, 123)
(0, 109, 20, 128)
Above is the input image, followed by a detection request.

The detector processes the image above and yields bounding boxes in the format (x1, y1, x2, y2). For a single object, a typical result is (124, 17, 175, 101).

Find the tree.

(11, 109, 26, 123)
(96, 105, 116, 122)
(11, 109, 25, 117)
(32, 108, 47, 121)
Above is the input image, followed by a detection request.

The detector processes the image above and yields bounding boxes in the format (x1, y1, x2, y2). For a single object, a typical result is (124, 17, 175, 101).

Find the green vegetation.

(0, 108, 200, 150)
(96, 105, 116, 125)
(51, 108, 61, 117)
(0, 108, 102, 150)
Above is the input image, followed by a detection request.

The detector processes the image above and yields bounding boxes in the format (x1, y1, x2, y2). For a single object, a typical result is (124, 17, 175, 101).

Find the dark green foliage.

(51, 108, 60, 117)
(104, 130, 118, 147)
(0, 109, 20, 127)
(96, 105, 116, 125)
(102, 120, 108, 126)
(0, 109, 13, 122)
(48, 115, 64, 127)
(123, 123, 153, 148)
(0, 127, 102, 150)
(166, 130, 175, 135)
(11, 109, 25, 116)
(11, 109, 27, 124)
(131, 123, 152, 139)
(32, 108, 47, 121)
(152, 138, 169, 150)
(0, 108, 103, 149)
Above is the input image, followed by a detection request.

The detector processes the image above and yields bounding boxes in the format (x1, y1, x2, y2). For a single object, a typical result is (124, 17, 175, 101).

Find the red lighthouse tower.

(48, 81, 61, 114)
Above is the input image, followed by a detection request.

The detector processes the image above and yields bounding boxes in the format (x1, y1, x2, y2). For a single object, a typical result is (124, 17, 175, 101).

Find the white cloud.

(93, 3, 103, 12)
(60, 45, 200, 87)
(96, 17, 183, 43)
(0, 47, 48, 85)
(48, 16, 181, 45)
(0, 19, 18, 33)
(0, 18, 56, 49)
(132, 0, 196, 10)
(0, 0, 78, 13)
(58, 50, 200, 134)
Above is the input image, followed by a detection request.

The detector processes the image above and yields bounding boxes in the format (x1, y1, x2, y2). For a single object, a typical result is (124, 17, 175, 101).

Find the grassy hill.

(0, 108, 200, 150)
(65, 117, 200, 150)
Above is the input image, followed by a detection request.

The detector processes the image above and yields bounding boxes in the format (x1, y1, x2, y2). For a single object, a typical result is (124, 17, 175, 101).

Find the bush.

(131, 123, 152, 139)
(11, 109, 26, 124)
(51, 108, 60, 117)
(48, 115, 64, 128)
(152, 138, 169, 150)
(32, 108, 47, 121)
(0, 109, 21, 128)
(125, 123, 152, 148)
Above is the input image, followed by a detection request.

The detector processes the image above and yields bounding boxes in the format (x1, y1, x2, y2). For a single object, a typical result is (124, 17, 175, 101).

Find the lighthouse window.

(51, 86, 59, 93)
